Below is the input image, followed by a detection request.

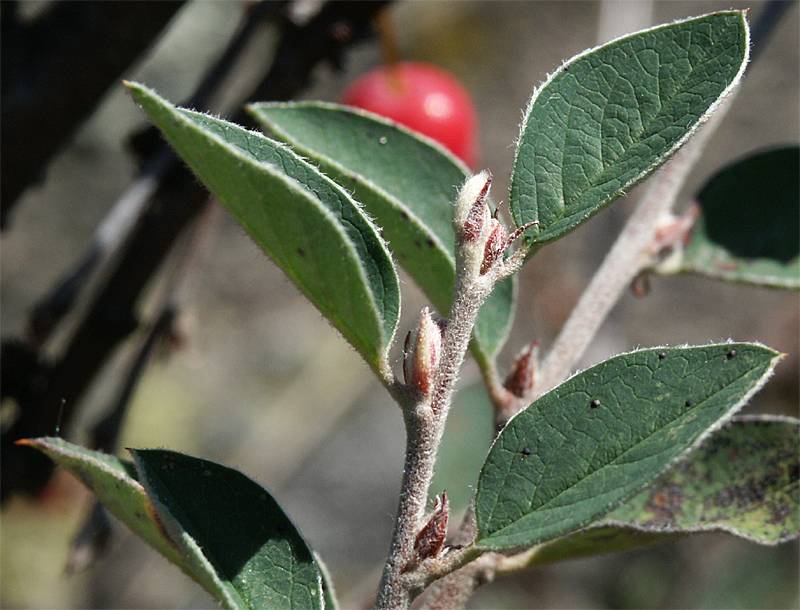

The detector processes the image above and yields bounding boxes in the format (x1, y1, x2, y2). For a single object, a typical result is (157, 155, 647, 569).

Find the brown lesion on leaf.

(711, 477, 768, 510)
(643, 484, 684, 527)
(767, 502, 793, 526)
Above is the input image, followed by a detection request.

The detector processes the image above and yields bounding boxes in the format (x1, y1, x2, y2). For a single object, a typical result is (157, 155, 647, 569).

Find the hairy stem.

(417, 92, 740, 610)
(376, 272, 493, 609)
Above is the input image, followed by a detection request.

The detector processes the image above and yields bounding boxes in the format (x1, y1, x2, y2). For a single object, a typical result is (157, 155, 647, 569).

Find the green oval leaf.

(126, 83, 399, 373)
(249, 102, 516, 364)
(668, 147, 800, 289)
(510, 11, 749, 245)
(530, 416, 800, 565)
(474, 343, 780, 551)
(132, 449, 325, 610)
(17, 438, 231, 605)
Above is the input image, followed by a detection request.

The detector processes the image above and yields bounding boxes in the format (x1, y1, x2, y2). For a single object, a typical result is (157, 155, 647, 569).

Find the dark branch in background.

(64, 305, 177, 575)
(2, 0, 392, 502)
(1, 0, 185, 227)
(90, 306, 177, 453)
(26, 0, 285, 348)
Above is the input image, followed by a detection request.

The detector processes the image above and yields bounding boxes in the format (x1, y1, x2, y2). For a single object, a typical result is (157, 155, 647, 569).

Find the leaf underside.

(510, 11, 749, 245)
(249, 102, 516, 364)
(132, 449, 324, 610)
(531, 416, 800, 565)
(22, 439, 327, 610)
(475, 343, 779, 551)
(675, 146, 800, 289)
(126, 83, 400, 373)
(17, 438, 184, 567)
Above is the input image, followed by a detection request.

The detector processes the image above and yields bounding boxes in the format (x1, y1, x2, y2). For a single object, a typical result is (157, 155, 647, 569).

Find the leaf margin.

(508, 10, 751, 245)
(474, 341, 782, 552)
(248, 100, 517, 365)
(125, 81, 401, 374)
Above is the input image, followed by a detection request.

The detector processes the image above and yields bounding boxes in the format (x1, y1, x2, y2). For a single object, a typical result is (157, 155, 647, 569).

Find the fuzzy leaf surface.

(671, 147, 799, 289)
(18, 438, 228, 601)
(475, 343, 779, 551)
(249, 102, 515, 363)
(530, 416, 800, 565)
(127, 83, 399, 373)
(132, 449, 324, 610)
(510, 11, 749, 245)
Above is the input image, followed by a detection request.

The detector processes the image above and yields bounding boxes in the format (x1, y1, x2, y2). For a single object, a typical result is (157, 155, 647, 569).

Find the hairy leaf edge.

(16, 438, 233, 606)
(249, 101, 516, 361)
(596, 415, 800, 546)
(475, 341, 781, 551)
(130, 448, 327, 610)
(508, 10, 751, 242)
(127, 83, 400, 368)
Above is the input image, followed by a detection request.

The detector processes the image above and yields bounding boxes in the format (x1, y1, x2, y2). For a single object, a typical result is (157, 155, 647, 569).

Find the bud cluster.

(453, 171, 538, 279)
(403, 307, 445, 398)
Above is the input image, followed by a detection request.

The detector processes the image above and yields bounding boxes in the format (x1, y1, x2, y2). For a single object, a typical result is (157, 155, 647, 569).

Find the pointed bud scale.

(403, 307, 443, 396)
(408, 491, 449, 570)
(455, 170, 492, 242)
(480, 218, 509, 275)
(504, 340, 539, 398)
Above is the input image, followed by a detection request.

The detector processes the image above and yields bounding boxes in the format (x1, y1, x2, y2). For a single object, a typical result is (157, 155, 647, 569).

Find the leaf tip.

(122, 80, 146, 96)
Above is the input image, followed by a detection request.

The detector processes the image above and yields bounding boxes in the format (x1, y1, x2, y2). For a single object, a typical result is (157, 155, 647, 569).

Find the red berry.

(341, 62, 478, 167)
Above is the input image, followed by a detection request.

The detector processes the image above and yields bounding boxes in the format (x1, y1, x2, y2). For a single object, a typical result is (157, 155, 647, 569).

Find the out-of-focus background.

(2, 1, 798, 608)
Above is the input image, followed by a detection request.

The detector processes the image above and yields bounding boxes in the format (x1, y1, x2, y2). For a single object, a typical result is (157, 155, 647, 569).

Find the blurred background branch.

(1, 0, 391, 501)
(1, 0, 185, 224)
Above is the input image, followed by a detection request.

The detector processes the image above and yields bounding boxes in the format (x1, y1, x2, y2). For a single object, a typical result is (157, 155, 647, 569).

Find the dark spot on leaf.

(297, 247, 305, 257)
(400, 210, 410, 220)
(685, 399, 694, 407)
(768, 503, 792, 525)
(658, 352, 667, 360)
(713, 478, 767, 510)
(644, 484, 684, 526)
(521, 447, 531, 457)
(726, 349, 737, 360)
(590, 399, 601, 409)
(426, 238, 435, 248)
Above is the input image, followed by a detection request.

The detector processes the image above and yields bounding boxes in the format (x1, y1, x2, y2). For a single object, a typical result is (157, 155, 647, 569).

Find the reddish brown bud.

(480, 219, 509, 275)
(403, 307, 443, 396)
(504, 340, 539, 398)
(406, 491, 449, 572)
